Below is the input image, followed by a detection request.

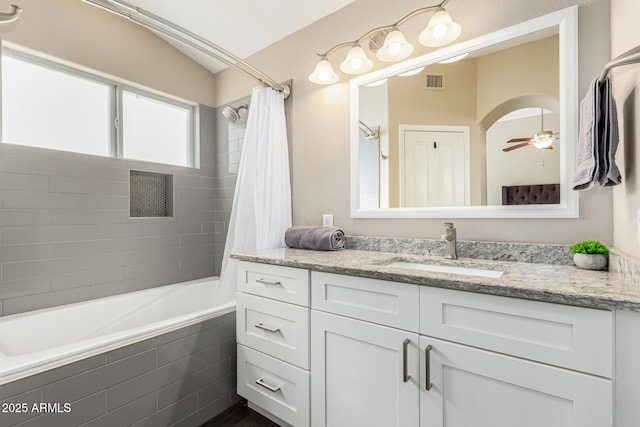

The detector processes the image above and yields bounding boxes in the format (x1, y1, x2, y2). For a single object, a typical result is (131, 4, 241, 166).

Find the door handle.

(425, 344, 433, 391)
(255, 377, 281, 393)
(254, 322, 281, 333)
(403, 338, 411, 383)
(256, 278, 282, 286)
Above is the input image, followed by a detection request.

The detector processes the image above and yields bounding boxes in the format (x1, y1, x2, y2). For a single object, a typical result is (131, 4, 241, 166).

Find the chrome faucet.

(441, 222, 458, 259)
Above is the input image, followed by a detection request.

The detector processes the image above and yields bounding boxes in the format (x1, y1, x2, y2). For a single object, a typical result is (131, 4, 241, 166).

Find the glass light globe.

(376, 30, 414, 62)
(419, 8, 462, 47)
(340, 46, 373, 74)
(308, 59, 339, 85)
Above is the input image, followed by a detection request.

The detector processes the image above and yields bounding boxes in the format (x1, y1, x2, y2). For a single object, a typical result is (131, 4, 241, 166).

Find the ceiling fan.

(502, 108, 559, 152)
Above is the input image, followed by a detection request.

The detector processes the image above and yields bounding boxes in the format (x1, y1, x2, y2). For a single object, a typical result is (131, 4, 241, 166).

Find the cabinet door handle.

(255, 322, 281, 333)
(255, 377, 281, 393)
(256, 278, 282, 286)
(425, 344, 433, 391)
(403, 338, 411, 383)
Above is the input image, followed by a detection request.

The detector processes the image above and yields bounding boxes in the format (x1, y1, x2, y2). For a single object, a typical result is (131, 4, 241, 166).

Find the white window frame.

(1, 47, 199, 168)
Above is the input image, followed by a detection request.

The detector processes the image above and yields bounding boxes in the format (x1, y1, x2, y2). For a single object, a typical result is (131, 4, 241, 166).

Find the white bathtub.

(0, 277, 235, 384)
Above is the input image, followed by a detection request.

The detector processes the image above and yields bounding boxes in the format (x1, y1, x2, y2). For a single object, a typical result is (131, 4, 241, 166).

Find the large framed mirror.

(350, 6, 578, 218)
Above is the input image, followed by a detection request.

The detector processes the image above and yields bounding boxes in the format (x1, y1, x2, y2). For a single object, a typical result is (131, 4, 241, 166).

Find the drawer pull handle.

(256, 278, 282, 286)
(425, 344, 433, 391)
(255, 377, 281, 393)
(402, 338, 411, 383)
(255, 323, 281, 333)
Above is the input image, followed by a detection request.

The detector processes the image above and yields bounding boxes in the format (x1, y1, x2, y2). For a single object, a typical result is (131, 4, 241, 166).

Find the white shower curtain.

(218, 86, 292, 303)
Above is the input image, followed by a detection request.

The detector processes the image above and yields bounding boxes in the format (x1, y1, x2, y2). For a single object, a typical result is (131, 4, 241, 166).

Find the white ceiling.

(120, 0, 356, 73)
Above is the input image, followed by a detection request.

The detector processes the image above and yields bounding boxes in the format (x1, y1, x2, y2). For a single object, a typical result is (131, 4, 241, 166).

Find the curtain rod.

(82, 0, 290, 98)
(600, 45, 640, 81)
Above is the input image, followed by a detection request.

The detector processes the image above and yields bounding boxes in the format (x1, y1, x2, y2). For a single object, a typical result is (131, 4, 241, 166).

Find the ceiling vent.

(424, 73, 445, 90)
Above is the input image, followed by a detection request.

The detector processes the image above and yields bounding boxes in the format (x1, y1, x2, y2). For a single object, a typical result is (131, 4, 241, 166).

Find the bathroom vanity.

(233, 248, 640, 427)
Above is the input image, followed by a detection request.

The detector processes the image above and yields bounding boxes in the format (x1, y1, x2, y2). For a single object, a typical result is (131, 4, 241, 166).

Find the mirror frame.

(349, 6, 578, 219)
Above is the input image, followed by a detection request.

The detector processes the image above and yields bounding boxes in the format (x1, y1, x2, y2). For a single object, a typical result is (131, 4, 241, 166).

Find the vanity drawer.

(237, 292, 310, 369)
(420, 286, 613, 377)
(311, 271, 419, 332)
(238, 345, 310, 427)
(238, 261, 310, 306)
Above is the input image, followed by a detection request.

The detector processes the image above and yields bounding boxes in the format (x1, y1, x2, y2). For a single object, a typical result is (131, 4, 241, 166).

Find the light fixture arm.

(318, 0, 450, 58)
(0, 4, 21, 23)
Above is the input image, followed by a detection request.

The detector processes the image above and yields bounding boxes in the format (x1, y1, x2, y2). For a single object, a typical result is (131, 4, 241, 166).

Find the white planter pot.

(573, 253, 608, 271)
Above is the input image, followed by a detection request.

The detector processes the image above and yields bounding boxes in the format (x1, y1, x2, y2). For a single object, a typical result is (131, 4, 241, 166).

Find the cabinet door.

(311, 310, 419, 427)
(419, 336, 612, 427)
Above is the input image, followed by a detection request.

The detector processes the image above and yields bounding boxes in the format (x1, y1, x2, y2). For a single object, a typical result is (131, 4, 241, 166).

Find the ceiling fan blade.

(502, 142, 530, 152)
(507, 138, 531, 143)
(541, 146, 554, 150)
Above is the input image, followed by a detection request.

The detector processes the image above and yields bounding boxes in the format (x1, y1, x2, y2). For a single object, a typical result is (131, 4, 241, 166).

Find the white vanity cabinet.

(237, 261, 615, 427)
(236, 261, 311, 427)
(419, 335, 612, 427)
(310, 272, 421, 427)
(417, 286, 614, 427)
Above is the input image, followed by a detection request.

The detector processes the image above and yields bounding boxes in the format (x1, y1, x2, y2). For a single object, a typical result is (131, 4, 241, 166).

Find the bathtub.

(0, 276, 235, 384)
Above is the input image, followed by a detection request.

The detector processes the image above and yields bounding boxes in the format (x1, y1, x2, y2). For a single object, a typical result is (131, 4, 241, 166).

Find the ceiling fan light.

(376, 30, 414, 62)
(532, 131, 555, 149)
(340, 45, 374, 74)
(308, 58, 339, 85)
(419, 8, 462, 47)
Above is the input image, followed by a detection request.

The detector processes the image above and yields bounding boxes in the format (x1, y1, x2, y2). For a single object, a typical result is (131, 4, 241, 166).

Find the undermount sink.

(384, 260, 504, 279)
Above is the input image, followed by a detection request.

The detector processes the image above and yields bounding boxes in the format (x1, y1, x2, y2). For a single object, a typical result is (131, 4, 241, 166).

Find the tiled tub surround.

(231, 247, 640, 312)
(0, 311, 237, 427)
(0, 105, 220, 317)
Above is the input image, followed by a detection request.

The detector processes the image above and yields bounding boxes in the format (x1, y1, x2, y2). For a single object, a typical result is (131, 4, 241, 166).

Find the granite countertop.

(231, 248, 640, 312)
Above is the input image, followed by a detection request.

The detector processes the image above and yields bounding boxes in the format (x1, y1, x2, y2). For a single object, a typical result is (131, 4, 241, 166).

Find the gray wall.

(0, 105, 218, 316)
(0, 311, 237, 427)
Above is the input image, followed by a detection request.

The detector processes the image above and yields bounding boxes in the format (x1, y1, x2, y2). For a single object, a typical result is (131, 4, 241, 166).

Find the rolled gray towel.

(284, 226, 345, 251)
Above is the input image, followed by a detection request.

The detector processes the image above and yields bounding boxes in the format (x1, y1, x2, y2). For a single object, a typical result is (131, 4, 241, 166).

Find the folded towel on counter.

(573, 76, 621, 190)
(284, 226, 345, 251)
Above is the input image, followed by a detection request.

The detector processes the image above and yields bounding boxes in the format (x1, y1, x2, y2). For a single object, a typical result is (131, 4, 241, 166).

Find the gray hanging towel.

(573, 76, 622, 190)
(573, 77, 601, 190)
(599, 78, 622, 186)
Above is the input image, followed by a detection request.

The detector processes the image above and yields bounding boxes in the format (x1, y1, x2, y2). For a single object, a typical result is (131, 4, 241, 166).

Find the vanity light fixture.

(308, 56, 339, 85)
(309, 0, 461, 85)
(376, 29, 414, 62)
(340, 45, 374, 74)
(419, 7, 462, 47)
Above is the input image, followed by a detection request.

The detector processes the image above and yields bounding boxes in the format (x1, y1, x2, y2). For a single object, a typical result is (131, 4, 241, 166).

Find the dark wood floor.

(200, 400, 280, 427)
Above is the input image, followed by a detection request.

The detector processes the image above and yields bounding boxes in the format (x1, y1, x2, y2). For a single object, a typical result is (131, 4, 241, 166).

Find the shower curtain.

(218, 86, 292, 303)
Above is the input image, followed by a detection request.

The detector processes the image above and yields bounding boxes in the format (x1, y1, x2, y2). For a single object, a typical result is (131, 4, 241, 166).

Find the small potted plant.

(570, 240, 609, 271)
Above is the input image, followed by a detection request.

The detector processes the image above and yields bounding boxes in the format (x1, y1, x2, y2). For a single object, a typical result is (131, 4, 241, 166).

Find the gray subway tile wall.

(0, 105, 219, 315)
(0, 312, 237, 427)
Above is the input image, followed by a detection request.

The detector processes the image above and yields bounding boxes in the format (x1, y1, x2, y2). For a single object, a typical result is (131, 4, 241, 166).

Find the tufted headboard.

(501, 184, 560, 205)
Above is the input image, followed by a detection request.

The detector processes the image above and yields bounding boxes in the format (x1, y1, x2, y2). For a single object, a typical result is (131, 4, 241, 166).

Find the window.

(1, 49, 197, 167)
(121, 91, 191, 167)
(2, 54, 112, 157)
